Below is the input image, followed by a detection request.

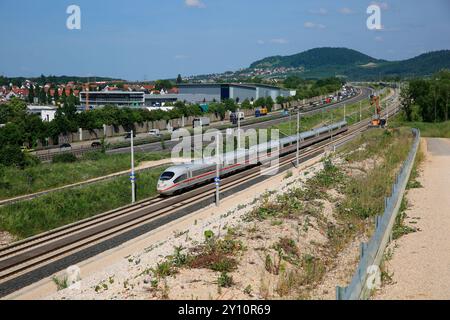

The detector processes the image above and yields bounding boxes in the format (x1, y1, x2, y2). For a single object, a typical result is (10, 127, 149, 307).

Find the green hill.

(250, 47, 383, 69)
(249, 47, 450, 80)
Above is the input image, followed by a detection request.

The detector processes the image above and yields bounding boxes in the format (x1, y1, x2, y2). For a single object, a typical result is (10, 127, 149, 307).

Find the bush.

(218, 272, 233, 288)
(0, 145, 21, 166)
(52, 153, 78, 163)
(82, 151, 106, 161)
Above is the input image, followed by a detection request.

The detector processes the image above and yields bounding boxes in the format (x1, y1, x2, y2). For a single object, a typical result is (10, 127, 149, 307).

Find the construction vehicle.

(369, 94, 386, 128)
(255, 107, 268, 117)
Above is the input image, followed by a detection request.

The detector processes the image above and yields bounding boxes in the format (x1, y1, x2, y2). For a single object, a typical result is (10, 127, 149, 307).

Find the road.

(374, 138, 450, 300)
(107, 87, 372, 155)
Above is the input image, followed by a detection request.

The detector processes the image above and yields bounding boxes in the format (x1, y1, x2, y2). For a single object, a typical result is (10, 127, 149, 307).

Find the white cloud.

(304, 22, 326, 29)
(309, 8, 328, 15)
(338, 7, 354, 15)
(374, 36, 383, 42)
(185, 0, 205, 8)
(270, 38, 288, 44)
(371, 2, 389, 10)
(257, 40, 265, 45)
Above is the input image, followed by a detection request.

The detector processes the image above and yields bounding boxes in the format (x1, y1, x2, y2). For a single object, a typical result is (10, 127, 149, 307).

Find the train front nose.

(157, 180, 168, 193)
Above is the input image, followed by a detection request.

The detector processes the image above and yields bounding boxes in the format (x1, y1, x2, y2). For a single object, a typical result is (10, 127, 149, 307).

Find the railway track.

(0, 99, 400, 297)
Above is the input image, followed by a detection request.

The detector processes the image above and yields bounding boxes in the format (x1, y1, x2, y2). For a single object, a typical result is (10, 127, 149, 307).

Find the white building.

(27, 105, 58, 122)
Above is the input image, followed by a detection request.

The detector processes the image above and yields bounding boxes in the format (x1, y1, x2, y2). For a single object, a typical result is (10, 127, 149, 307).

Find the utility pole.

(330, 110, 333, 142)
(360, 101, 362, 122)
(344, 104, 346, 122)
(385, 101, 388, 127)
(237, 108, 241, 149)
(296, 109, 300, 167)
(215, 132, 220, 207)
(130, 130, 136, 203)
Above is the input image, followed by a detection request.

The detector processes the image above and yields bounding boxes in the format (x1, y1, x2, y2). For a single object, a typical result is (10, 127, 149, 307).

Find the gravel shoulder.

(374, 138, 450, 300)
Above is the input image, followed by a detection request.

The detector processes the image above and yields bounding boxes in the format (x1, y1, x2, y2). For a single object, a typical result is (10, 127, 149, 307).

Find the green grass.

(0, 166, 166, 239)
(390, 118, 450, 138)
(272, 90, 390, 136)
(0, 151, 170, 200)
(338, 128, 413, 220)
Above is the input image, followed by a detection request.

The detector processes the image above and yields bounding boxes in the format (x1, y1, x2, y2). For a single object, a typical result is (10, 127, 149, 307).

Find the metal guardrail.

(336, 127, 421, 300)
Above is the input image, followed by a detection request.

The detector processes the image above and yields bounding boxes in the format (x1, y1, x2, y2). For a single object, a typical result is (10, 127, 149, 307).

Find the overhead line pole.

(130, 130, 136, 204)
(215, 132, 220, 207)
(296, 109, 300, 167)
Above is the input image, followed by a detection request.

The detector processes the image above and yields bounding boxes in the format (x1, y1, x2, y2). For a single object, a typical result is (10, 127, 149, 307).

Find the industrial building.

(79, 83, 294, 108)
(177, 83, 293, 102)
(79, 91, 145, 107)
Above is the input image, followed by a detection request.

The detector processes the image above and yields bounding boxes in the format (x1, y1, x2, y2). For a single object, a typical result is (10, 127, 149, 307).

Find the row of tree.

(26, 86, 80, 105)
(401, 70, 450, 122)
(283, 76, 344, 100)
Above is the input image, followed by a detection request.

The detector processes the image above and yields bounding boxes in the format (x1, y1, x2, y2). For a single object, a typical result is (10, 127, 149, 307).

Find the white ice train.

(157, 120, 347, 195)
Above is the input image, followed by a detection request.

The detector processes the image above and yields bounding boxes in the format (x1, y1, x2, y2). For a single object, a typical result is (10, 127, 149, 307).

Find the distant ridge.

(249, 47, 450, 79)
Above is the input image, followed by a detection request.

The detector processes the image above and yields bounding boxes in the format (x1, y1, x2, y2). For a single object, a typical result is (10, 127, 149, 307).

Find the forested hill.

(249, 47, 450, 80)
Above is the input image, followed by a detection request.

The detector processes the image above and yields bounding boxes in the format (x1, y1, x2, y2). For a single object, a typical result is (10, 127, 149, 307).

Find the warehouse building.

(79, 91, 145, 107)
(79, 83, 294, 108)
(177, 83, 293, 102)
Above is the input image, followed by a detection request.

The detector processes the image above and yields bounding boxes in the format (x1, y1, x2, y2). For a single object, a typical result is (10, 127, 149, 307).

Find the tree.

(223, 99, 237, 112)
(176, 74, 183, 84)
(400, 85, 414, 121)
(265, 96, 274, 112)
(241, 99, 251, 109)
(39, 87, 47, 104)
(276, 96, 286, 105)
(28, 86, 35, 103)
(53, 88, 60, 105)
(254, 97, 266, 108)
(155, 80, 173, 91)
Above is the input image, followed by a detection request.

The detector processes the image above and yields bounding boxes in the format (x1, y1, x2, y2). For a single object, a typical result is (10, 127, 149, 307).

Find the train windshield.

(159, 171, 175, 181)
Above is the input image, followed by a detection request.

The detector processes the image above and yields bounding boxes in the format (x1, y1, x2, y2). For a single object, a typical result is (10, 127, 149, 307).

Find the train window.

(174, 174, 187, 184)
(159, 171, 175, 181)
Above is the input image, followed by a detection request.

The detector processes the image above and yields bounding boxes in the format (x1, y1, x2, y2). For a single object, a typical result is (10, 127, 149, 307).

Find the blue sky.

(0, 0, 449, 80)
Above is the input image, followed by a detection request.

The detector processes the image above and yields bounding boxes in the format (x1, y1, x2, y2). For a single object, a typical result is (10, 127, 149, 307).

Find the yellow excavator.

(369, 94, 386, 128)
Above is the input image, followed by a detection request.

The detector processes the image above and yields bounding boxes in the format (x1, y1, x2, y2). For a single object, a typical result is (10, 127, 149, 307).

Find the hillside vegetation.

(250, 47, 450, 80)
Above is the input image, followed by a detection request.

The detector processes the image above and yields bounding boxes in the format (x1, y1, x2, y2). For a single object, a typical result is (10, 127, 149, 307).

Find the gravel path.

(374, 138, 450, 300)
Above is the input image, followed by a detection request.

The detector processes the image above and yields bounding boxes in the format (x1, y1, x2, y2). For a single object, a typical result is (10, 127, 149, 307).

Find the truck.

(230, 112, 245, 124)
(193, 117, 210, 128)
(255, 107, 268, 117)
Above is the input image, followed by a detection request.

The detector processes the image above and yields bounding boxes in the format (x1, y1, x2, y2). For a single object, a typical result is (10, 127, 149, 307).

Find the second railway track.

(0, 101, 400, 297)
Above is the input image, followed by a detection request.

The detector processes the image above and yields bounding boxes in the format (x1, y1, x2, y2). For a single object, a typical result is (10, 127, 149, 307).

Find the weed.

(153, 261, 177, 278)
(265, 252, 281, 275)
(271, 220, 283, 226)
(218, 272, 233, 288)
(299, 254, 326, 286)
(161, 280, 170, 299)
(244, 285, 253, 296)
(392, 211, 417, 240)
(265, 254, 274, 274)
(276, 269, 298, 297)
(171, 245, 190, 267)
(274, 237, 300, 264)
(52, 275, 69, 291)
(284, 170, 293, 180)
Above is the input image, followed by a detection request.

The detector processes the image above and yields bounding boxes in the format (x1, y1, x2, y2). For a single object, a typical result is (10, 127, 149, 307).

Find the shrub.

(52, 153, 77, 163)
(82, 151, 106, 161)
(218, 272, 233, 288)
